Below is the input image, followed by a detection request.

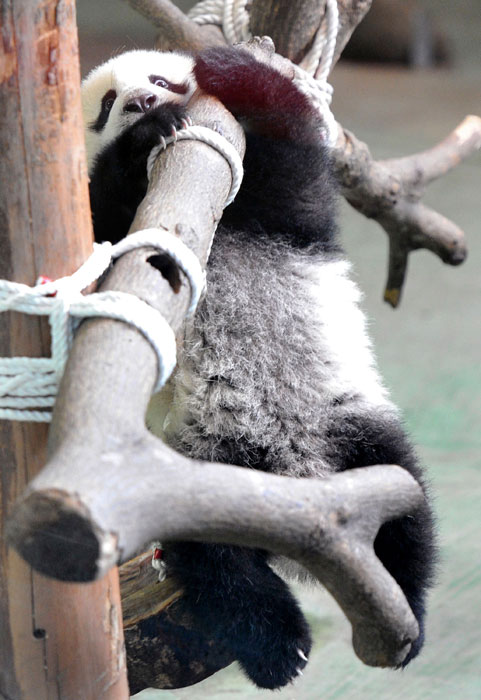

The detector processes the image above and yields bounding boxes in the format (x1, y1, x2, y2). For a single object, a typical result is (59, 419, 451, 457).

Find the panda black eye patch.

(91, 89, 117, 132)
(149, 74, 188, 95)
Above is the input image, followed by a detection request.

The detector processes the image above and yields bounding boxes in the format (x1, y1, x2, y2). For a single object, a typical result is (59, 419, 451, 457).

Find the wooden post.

(0, 1, 129, 697)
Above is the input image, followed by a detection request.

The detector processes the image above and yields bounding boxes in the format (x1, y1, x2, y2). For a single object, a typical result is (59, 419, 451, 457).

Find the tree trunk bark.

(0, 1, 129, 697)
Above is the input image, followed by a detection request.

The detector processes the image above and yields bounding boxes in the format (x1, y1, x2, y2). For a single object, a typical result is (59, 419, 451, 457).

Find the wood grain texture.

(0, 1, 128, 697)
(120, 552, 235, 692)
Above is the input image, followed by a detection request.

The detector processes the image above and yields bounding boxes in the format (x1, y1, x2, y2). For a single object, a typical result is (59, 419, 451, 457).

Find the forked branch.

(332, 115, 481, 306)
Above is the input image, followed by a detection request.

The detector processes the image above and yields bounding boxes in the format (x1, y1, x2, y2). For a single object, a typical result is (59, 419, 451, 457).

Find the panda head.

(81, 50, 196, 172)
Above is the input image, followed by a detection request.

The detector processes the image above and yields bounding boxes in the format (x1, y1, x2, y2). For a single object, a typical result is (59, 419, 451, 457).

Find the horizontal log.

(120, 551, 235, 691)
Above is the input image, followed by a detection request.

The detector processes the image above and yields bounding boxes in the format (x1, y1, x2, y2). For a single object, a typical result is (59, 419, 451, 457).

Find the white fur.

(81, 50, 195, 171)
(298, 258, 396, 411)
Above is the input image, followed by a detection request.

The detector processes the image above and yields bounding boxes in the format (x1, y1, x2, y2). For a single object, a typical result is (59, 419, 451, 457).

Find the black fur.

(164, 543, 312, 689)
(325, 410, 436, 664)
(89, 104, 188, 243)
(87, 46, 437, 688)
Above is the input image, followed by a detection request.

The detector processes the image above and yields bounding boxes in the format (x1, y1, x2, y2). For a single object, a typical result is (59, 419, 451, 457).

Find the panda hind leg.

(194, 46, 319, 141)
(328, 410, 438, 665)
(163, 542, 312, 689)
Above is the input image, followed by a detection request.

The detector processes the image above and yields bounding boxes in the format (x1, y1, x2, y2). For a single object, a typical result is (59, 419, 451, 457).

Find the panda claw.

(297, 649, 308, 662)
(159, 135, 167, 150)
(181, 117, 191, 130)
(171, 125, 178, 141)
(296, 668, 303, 676)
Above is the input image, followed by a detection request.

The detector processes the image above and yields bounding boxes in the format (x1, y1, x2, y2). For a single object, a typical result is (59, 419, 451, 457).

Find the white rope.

(188, 0, 227, 26)
(0, 244, 109, 422)
(147, 124, 244, 207)
(112, 230, 206, 317)
(188, 0, 340, 145)
(70, 289, 177, 394)
(300, 0, 339, 82)
(0, 230, 205, 422)
(223, 0, 251, 43)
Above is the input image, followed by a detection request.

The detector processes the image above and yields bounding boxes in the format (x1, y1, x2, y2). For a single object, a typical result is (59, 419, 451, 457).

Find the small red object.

(36, 275, 57, 297)
(153, 547, 163, 560)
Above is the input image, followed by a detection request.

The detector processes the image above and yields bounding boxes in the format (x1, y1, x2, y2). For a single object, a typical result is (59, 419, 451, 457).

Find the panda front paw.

(121, 103, 191, 158)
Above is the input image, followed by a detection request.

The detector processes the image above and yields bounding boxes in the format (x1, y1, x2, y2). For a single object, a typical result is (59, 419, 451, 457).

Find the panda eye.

(91, 89, 117, 132)
(149, 75, 169, 89)
(102, 89, 117, 113)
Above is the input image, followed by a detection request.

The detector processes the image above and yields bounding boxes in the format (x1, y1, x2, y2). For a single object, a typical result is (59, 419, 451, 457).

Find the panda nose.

(124, 93, 160, 114)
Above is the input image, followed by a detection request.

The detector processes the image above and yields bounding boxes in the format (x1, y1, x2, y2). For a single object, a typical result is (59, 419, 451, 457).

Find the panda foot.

(234, 601, 312, 689)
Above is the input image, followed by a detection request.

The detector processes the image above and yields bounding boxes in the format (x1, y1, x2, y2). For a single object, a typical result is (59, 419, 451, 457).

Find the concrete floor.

(75, 2, 481, 698)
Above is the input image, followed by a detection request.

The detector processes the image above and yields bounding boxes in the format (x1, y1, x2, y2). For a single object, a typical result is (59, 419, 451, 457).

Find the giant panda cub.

(81, 46, 436, 689)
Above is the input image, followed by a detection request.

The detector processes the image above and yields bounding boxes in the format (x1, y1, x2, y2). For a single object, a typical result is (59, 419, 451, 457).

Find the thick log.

(0, 1, 128, 698)
(120, 552, 235, 691)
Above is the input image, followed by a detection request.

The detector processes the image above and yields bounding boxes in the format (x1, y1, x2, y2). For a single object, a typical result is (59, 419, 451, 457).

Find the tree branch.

(332, 115, 481, 306)
(120, 461, 421, 691)
(330, 0, 373, 66)
(129, 0, 226, 51)
(8, 446, 423, 669)
(127, 0, 480, 305)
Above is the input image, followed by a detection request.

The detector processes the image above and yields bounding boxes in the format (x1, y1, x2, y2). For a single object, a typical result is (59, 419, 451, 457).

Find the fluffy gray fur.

(159, 230, 396, 480)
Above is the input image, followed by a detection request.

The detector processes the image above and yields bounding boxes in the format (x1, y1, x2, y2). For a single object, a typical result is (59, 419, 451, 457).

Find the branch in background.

(128, 0, 373, 65)
(129, 0, 481, 305)
(129, 0, 226, 51)
(333, 115, 481, 306)
(330, 0, 373, 65)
